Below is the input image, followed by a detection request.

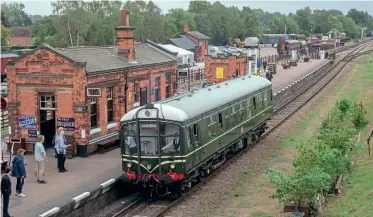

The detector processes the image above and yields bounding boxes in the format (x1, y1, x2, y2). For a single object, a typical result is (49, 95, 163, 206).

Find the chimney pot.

(120, 9, 130, 26)
(184, 24, 190, 33)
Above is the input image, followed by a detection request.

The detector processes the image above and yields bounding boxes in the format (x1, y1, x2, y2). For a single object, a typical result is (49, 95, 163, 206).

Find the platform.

(3, 59, 329, 217)
(4, 150, 121, 217)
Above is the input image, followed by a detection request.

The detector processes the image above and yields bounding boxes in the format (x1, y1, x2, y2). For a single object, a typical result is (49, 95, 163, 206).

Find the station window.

(107, 88, 114, 123)
(90, 97, 98, 127)
(165, 73, 172, 98)
(133, 82, 139, 103)
(40, 95, 56, 110)
(154, 77, 161, 101)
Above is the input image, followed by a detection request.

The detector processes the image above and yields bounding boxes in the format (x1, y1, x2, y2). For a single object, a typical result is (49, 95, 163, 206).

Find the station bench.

(97, 141, 120, 154)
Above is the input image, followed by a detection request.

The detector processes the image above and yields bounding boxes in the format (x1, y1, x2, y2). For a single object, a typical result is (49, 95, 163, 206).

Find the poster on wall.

(216, 68, 224, 79)
(19, 116, 37, 129)
(57, 117, 75, 131)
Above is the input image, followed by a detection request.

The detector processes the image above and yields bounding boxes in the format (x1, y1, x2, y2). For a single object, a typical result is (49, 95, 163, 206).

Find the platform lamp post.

(187, 58, 191, 92)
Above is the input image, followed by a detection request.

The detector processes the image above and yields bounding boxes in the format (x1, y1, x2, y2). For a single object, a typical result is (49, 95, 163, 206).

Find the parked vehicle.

(244, 37, 259, 49)
(208, 46, 227, 58)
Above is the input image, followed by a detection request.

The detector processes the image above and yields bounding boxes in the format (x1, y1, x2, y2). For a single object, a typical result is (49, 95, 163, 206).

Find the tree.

(1, 24, 12, 51)
(1, 2, 32, 27)
(295, 7, 315, 35)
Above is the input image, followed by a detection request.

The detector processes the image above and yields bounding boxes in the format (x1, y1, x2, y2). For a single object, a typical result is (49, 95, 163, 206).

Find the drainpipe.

(124, 69, 128, 114)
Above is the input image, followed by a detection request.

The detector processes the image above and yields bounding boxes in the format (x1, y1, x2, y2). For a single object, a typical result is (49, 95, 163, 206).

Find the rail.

(109, 39, 373, 217)
(151, 39, 373, 217)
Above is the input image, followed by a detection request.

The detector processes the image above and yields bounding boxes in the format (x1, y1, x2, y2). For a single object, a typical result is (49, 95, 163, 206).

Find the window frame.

(39, 94, 56, 110)
(107, 88, 114, 123)
(90, 97, 98, 128)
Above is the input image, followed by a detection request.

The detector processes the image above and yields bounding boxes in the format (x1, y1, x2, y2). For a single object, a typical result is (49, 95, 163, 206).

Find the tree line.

(1, 0, 373, 50)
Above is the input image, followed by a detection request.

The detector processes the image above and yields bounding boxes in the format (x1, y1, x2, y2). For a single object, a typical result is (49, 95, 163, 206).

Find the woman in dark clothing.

(11, 149, 27, 197)
(1, 167, 13, 217)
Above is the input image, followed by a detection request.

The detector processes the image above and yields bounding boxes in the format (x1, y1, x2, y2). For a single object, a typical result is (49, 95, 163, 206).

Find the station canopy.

(159, 44, 194, 66)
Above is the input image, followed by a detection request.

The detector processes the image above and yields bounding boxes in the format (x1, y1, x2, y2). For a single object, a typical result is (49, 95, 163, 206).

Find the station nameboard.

(178, 71, 188, 77)
(57, 117, 75, 131)
(19, 116, 37, 129)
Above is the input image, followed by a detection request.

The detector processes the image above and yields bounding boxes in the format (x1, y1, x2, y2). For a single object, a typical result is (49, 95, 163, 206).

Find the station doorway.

(140, 88, 147, 106)
(39, 94, 56, 154)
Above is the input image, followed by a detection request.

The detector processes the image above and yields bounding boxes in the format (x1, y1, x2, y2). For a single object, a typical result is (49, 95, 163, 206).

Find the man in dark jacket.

(266, 71, 273, 82)
(1, 167, 13, 217)
(263, 60, 268, 71)
(11, 149, 26, 197)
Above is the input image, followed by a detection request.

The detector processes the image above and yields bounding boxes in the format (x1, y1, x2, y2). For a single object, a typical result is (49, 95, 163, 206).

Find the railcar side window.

(218, 113, 223, 129)
(208, 115, 217, 139)
(253, 97, 257, 110)
(193, 124, 200, 144)
(270, 89, 273, 101)
(187, 127, 192, 150)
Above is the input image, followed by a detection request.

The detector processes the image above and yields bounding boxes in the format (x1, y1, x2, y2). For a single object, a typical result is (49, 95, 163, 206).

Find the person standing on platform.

(53, 127, 65, 168)
(11, 149, 26, 197)
(265, 71, 273, 82)
(34, 135, 48, 183)
(1, 167, 13, 217)
(55, 129, 71, 173)
(263, 60, 268, 72)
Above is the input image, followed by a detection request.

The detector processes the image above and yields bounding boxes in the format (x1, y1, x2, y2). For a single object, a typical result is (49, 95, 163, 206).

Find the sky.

(3, 0, 373, 16)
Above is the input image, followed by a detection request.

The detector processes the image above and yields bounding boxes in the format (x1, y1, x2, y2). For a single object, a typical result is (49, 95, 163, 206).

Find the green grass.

(230, 170, 250, 198)
(321, 54, 373, 217)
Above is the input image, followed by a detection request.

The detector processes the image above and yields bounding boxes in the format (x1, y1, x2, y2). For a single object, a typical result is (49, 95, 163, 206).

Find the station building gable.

(6, 9, 178, 157)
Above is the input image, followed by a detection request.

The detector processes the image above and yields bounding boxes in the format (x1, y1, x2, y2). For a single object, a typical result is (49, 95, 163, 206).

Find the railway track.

(111, 39, 373, 217)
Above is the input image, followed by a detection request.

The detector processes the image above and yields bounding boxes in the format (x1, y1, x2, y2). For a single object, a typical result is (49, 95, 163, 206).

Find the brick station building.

(6, 9, 178, 157)
(204, 54, 247, 83)
(168, 25, 210, 63)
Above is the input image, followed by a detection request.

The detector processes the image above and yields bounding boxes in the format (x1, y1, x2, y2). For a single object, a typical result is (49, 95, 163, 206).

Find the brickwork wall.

(183, 33, 209, 62)
(7, 47, 177, 155)
(7, 49, 86, 150)
(204, 55, 247, 83)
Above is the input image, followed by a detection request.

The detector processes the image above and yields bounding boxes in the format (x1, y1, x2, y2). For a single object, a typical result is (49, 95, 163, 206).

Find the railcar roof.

(120, 76, 271, 122)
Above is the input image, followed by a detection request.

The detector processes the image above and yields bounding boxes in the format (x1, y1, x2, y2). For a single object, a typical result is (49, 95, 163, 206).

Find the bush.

(266, 99, 368, 212)
(266, 167, 331, 207)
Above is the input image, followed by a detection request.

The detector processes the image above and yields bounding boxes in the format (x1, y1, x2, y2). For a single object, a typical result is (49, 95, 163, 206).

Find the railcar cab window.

(123, 122, 138, 155)
(160, 122, 180, 155)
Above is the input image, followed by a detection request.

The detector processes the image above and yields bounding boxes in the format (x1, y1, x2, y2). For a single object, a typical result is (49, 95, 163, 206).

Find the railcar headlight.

(170, 164, 175, 169)
(147, 164, 152, 170)
(127, 162, 132, 168)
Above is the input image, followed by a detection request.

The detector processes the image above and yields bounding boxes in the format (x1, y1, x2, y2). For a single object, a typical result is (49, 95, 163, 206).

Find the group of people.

(1, 127, 70, 217)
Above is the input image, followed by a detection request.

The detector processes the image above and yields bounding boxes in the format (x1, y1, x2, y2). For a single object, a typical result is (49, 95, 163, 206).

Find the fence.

(1, 110, 9, 131)
(177, 68, 206, 93)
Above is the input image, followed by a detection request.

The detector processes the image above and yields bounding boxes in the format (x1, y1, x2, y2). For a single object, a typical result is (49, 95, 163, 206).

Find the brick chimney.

(115, 9, 136, 61)
(184, 24, 190, 33)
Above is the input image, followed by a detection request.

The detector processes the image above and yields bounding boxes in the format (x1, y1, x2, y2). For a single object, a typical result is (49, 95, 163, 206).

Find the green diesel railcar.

(120, 75, 273, 196)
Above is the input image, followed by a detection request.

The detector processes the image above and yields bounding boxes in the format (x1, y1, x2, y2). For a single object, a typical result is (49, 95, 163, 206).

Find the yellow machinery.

(228, 37, 244, 48)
